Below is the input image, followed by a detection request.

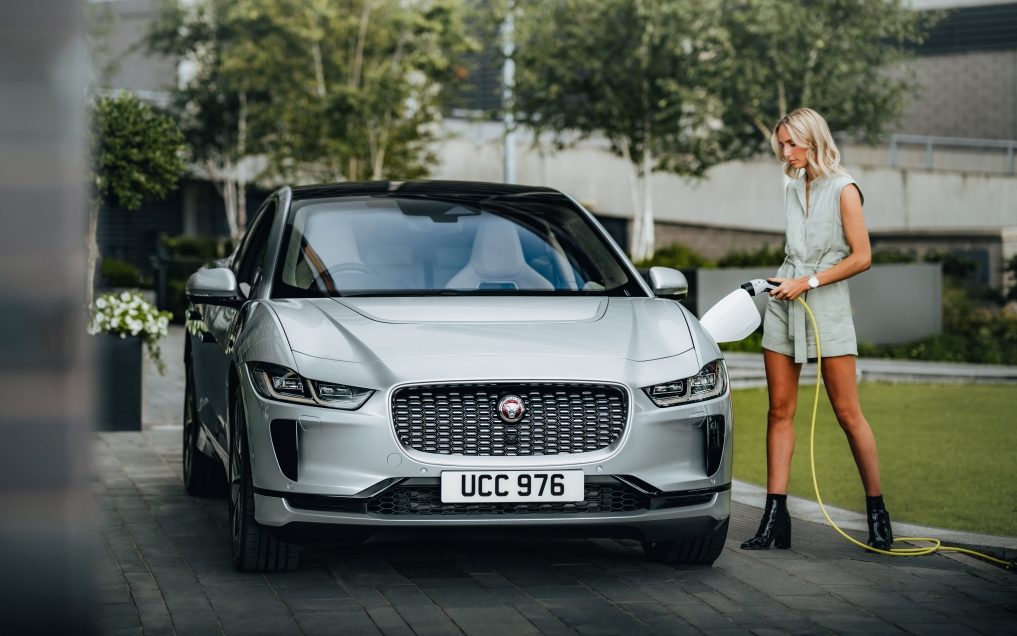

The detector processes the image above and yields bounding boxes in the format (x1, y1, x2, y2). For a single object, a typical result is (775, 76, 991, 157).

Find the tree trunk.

(621, 141, 643, 260)
(351, 0, 373, 89)
(311, 42, 326, 98)
(86, 199, 100, 306)
(372, 143, 385, 180)
(236, 92, 248, 237)
(631, 146, 655, 263)
(209, 158, 240, 242)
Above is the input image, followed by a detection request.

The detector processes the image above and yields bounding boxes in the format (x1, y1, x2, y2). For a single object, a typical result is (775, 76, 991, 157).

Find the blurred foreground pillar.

(0, 0, 93, 632)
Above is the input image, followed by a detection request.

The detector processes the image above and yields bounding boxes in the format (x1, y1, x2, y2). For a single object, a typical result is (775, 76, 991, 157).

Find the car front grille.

(367, 479, 648, 516)
(391, 382, 628, 456)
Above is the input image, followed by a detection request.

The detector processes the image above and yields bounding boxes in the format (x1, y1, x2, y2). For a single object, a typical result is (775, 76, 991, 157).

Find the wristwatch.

(807, 275, 821, 289)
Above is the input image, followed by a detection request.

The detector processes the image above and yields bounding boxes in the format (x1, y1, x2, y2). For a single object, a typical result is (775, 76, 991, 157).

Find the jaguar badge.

(497, 395, 525, 423)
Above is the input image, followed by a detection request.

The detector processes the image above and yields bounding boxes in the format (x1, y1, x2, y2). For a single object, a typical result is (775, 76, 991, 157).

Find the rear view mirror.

(186, 267, 243, 307)
(648, 266, 688, 300)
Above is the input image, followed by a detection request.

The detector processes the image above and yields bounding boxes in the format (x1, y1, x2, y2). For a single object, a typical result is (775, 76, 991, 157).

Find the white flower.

(87, 290, 174, 373)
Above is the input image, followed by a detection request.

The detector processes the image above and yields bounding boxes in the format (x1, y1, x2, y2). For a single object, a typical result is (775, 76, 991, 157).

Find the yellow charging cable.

(796, 296, 1014, 569)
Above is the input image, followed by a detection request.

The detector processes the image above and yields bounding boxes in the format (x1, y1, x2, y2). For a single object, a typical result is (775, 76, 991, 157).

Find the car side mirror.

(648, 266, 688, 300)
(186, 267, 243, 307)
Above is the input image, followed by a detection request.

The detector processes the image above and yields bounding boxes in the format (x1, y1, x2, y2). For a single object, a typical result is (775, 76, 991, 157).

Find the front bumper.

(240, 365, 733, 539)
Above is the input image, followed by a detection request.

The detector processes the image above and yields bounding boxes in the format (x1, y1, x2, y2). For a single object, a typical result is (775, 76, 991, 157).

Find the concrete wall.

(435, 121, 1016, 234)
(695, 264, 943, 346)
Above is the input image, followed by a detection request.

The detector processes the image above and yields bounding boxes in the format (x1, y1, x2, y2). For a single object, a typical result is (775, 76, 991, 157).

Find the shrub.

(158, 235, 234, 324)
(101, 258, 151, 289)
(717, 243, 785, 268)
(871, 248, 917, 264)
(719, 330, 763, 354)
(858, 283, 1017, 364)
(635, 243, 714, 270)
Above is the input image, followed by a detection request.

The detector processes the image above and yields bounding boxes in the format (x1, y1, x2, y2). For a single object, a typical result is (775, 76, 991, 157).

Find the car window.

(234, 200, 277, 298)
(273, 195, 643, 298)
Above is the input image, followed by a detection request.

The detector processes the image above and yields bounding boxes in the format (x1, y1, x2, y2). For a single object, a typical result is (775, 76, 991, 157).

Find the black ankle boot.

(741, 494, 791, 550)
(866, 495, 894, 550)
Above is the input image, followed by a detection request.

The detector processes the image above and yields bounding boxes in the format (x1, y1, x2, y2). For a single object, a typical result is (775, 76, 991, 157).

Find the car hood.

(269, 296, 693, 363)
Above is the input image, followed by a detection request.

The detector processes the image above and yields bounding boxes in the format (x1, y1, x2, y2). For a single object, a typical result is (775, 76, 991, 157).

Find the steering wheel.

(324, 262, 379, 277)
(319, 262, 393, 291)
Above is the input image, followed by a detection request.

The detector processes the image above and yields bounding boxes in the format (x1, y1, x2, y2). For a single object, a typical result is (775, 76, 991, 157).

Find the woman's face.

(776, 125, 809, 171)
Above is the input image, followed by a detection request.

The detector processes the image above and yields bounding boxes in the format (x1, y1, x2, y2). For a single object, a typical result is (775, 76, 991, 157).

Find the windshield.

(272, 194, 644, 298)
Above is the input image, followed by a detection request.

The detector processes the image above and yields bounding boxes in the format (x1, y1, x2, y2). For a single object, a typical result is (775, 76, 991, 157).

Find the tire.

(229, 391, 301, 572)
(183, 359, 225, 496)
(643, 518, 729, 565)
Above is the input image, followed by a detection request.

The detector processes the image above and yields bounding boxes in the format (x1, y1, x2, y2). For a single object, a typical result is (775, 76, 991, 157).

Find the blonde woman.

(740, 108, 894, 551)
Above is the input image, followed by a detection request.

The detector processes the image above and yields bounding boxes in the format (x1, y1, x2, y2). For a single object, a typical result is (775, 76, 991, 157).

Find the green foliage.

(160, 235, 233, 261)
(148, 0, 476, 184)
(716, 243, 785, 268)
(159, 235, 234, 324)
(871, 248, 917, 264)
(715, 0, 938, 153)
(922, 249, 977, 281)
(92, 92, 186, 211)
(732, 383, 1017, 536)
(634, 243, 715, 270)
(514, 0, 731, 177)
(719, 329, 763, 353)
(101, 258, 151, 289)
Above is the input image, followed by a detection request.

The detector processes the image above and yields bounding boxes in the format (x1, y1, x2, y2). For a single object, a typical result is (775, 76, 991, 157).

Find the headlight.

(643, 359, 727, 407)
(249, 362, 373, 410)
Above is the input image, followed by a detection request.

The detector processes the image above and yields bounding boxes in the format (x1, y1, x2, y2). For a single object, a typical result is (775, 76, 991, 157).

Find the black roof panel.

(289, 180, 561, 202)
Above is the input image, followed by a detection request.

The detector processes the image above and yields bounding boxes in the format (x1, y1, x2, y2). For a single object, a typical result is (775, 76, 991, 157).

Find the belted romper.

(761, 172, 862, 363)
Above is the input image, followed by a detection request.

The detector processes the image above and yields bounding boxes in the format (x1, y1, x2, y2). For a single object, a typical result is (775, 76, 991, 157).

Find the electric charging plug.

(740, 279, 778, 297)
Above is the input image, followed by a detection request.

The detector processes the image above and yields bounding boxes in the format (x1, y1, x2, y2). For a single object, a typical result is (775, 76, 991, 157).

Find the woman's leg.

(763, 349, 802, 494)
(820, 355, 882, 496)
(741, 349, 802, 550)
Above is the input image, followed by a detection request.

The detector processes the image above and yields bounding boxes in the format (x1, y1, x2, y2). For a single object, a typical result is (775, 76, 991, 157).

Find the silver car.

(183, 181, 732, 572)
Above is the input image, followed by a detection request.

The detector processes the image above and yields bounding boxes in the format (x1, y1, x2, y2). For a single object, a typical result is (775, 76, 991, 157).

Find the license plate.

(440, 470, 584, 503)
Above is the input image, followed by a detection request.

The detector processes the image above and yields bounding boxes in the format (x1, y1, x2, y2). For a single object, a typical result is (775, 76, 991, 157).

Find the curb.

(732, 479, 1017, 567)
(723, 352, 1017, 386)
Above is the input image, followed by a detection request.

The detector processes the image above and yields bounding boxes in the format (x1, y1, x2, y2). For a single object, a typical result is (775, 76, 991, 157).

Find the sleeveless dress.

(761, 172, 862, 363)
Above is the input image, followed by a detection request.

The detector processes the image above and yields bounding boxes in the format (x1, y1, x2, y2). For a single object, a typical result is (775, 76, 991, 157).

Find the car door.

(192, 198, 278, 451)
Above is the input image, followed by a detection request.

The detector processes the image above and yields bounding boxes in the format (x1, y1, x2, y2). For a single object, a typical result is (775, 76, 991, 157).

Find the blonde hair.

(771, 108, 844, 179)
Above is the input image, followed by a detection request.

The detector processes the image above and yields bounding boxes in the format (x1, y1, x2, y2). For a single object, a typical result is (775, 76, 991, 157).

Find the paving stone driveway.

(95, 430, 1016, 635)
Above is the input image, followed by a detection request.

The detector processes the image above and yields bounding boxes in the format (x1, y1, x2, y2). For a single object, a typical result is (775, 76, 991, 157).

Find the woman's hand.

(767, 276, 810, 301)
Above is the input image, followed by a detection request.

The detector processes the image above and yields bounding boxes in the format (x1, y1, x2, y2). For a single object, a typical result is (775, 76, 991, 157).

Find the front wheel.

(643, 519, 729, 565)
(229, 391, 301, 572)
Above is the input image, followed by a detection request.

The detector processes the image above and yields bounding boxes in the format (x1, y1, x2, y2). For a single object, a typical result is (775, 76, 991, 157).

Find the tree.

(148, 0, 262, 242)
(715, 0, 937, 155)
(511, 0, 935, 260)
(88, 92, 186, 303)
(148, 0, 475, 240)
(513, 0, 731, 262)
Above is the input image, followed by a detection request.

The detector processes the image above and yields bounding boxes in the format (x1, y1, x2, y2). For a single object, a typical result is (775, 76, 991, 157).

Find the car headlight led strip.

(642, 359, 727, 407)
(249, 362, 373, 410)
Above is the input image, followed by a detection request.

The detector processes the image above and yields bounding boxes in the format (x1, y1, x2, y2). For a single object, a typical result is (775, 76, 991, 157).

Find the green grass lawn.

(732, 383, 1017, 537)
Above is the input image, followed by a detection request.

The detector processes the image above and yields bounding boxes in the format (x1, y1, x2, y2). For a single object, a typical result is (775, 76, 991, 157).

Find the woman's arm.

(768, 184, 871, 301)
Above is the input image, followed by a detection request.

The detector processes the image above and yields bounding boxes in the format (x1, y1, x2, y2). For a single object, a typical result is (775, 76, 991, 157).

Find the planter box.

(95, 334, 142, 431)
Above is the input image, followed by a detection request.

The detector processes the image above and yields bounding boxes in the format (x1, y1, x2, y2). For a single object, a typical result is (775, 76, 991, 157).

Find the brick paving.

(94, 430, 1016, 635)
(106, 327, 1017, 634)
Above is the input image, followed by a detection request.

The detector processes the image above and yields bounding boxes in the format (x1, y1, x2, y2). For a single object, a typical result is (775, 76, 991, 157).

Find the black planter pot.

(95, 333, 143, 431)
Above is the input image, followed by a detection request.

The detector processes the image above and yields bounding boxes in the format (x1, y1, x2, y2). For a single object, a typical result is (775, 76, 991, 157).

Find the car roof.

(288, 180, 563, 204)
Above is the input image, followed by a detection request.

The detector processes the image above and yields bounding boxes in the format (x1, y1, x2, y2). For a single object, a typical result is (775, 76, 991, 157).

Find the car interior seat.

(444, 217, 554, 290)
